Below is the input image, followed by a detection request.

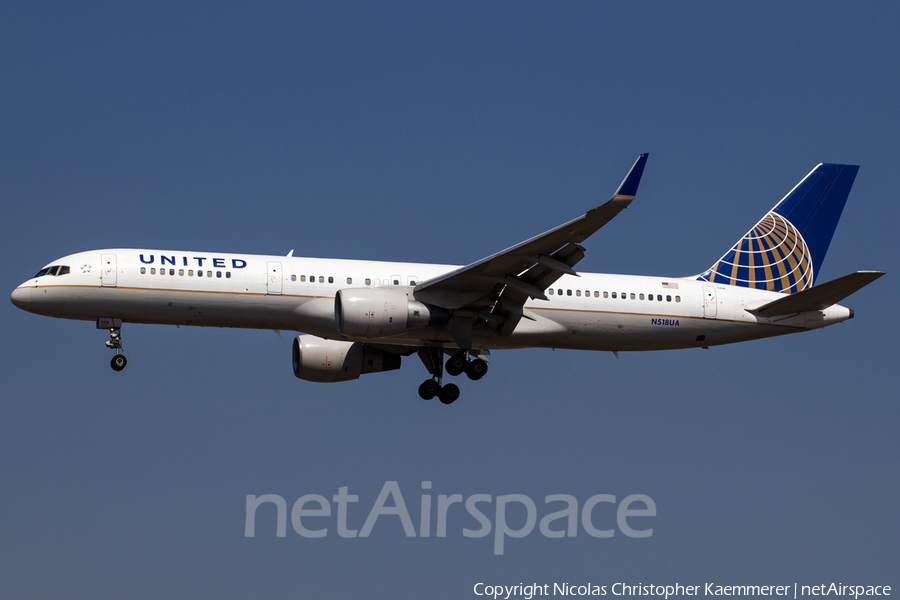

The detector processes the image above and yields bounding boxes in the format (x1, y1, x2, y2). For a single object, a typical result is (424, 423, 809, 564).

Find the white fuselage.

(11, 248, 853, 353)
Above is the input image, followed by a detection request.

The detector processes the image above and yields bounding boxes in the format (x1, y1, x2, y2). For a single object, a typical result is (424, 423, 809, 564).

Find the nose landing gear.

(98, 318, 127, 371)
(110, 353, 127, 371)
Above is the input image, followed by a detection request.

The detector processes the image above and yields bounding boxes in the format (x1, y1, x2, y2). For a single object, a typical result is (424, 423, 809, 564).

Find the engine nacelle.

(292, 335, 401, 383)
(335, 287, 436, 338)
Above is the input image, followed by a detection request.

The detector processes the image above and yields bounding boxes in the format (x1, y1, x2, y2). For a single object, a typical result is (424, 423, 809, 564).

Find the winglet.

(613, 153, 649, 199)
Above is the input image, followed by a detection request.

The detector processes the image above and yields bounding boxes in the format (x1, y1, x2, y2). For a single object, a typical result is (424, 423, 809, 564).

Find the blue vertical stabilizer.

(697, 163, 859, 293)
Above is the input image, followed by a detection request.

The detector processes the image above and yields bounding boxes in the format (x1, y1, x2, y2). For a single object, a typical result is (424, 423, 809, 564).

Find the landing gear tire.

(446, 353, 467, 377)
(465, 358, 488, 381)
(110, 354, 127, 371)
(418, 379, 439, 400)
(439, 383, 460, 405)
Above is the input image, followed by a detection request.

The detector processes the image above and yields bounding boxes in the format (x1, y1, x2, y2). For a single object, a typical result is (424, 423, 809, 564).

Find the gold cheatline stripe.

(24, 284, 333, 300)
(27, 286, 807, 329)
(528, 306, 804, 329)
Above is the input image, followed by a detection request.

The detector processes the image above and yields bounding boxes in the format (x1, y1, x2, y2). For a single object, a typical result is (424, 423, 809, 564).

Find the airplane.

(10, 155, 884, 404)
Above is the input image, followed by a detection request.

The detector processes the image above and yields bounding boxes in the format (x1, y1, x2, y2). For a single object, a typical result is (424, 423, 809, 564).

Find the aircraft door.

(702, 285, 717, 318)
(101, 253, 117, 287)
(267, 262, 283, 295)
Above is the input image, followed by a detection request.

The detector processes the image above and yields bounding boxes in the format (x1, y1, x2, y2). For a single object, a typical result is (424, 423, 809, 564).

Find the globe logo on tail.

(697, 212, 813, 294)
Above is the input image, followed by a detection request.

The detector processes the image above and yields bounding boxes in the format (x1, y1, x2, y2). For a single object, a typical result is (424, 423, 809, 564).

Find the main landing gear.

(100, 319, 127, 371)
(417, 349, 489, 405)
(418, 379, 459, 404)
(445, 352, 488, 381)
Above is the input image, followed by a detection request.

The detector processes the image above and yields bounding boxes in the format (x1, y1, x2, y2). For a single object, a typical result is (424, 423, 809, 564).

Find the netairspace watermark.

(472, 583, 892, 599)
(244, 480, 656, 555)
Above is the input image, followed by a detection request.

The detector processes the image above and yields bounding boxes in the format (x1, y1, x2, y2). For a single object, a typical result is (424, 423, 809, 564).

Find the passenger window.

(226, 272, 231, 278)
(409, 280, 416, 286)
(150, 268, 156, 275)
(291, 275, 297, 282)
(140, 267, 146, 274)
(657, 294, 662, 301)
(549, 288, 554, 295)
(217, 271, 222, 278)
(347, 277, 352, 284)
(58, 266, 70, 275)
(639, 293, 644, 300)
(393, 279, 399, 285)
(300, 275, 306, 282)
(328, 276, 334, 283)
(567, 289, 572, 296)
(594, 291, 599, 298)
(630, 293, 635, 300)
(188, 270, 194, 276)
(675, 295, 681, 302)
(648, 294, 653, 301)
(197, 270, 202, 277)
(666, 295, 671, 302)
(585, 290, 590, 296)
(365, 278, 371, 285)
(603, 291, 608, 298)
(207, 271, 212, 277)
(557, 289, 562, 295)
(169, 269, 175, 276)
(318, 276, 324, 283)
(576, 290, 581, 297)
(178, 269, 184, 276)
(611, 292, 617, 299)
(310, 275, 314, 282)
(621, 292, 626, 299)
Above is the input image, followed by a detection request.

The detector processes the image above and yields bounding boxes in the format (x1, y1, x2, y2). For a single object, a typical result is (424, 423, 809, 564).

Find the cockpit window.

(34, 265, 72, 277)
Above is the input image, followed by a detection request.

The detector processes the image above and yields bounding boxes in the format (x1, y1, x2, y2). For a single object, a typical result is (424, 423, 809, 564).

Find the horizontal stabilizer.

(748, 271, 884, 316)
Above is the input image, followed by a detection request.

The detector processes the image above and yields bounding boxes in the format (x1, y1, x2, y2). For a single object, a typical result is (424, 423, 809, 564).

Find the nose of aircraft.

(10, 285, 32, 308)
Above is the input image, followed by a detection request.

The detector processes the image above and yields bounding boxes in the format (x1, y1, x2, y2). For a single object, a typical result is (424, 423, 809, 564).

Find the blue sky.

(1, 3, 898, 598)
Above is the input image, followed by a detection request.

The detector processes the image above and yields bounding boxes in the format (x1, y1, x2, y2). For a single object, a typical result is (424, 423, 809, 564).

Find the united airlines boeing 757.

(10, 155, 883, 404)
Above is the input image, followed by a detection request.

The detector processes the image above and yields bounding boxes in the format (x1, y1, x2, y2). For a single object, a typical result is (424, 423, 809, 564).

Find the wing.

(414, 153, 648, 345)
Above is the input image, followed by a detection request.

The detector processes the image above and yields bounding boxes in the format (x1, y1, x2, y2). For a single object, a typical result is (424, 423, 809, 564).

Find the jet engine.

(335, 288, 441, 338)
(292, 335, 401, 383)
